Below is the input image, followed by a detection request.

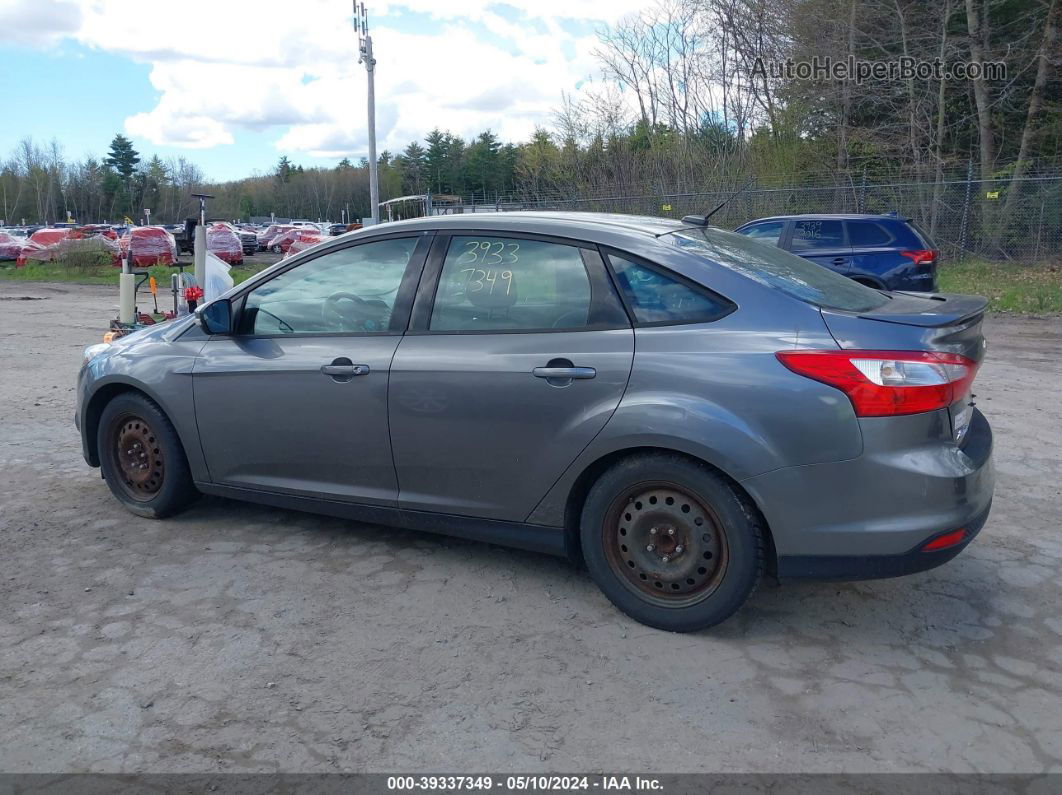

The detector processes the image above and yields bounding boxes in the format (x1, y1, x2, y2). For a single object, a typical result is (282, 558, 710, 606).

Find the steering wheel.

(322, 292, 388, 332)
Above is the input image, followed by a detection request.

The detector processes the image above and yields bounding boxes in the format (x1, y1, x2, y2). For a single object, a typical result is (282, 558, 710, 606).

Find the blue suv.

(734, 214, 939, 292)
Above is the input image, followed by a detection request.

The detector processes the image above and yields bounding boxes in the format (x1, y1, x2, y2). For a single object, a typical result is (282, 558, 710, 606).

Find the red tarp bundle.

(207, 223, 243, 265)
(16, 228, 74, 266)
(0, 232, 23, 261)
(283, 231, 325, 258)
(120, 226, 178, 267)
(270, 228, 322, 254)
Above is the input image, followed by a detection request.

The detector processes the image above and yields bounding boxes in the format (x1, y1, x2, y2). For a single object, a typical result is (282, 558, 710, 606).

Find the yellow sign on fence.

(661, 204, 673, 211)
(985, 191, 1000, 199)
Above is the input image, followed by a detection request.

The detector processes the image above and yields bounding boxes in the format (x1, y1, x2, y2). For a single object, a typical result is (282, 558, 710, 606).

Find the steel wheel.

(109, 414, 165, 502)
(602, 482, 729, 608)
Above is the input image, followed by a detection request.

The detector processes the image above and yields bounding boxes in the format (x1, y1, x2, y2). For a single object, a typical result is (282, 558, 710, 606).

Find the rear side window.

(672, 227, 889, 312)
(608, 254, 733, 325)
(790, 219, 845, 251)
(847, 221, 893, 247)
(430, 236, 591, 331)
(738, 221, 785, 247)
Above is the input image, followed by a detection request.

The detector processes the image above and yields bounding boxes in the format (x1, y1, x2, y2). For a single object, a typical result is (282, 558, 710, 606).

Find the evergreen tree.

(396, 142, 427, 194)
(275, 156, 293, 183)
(424, 129, 449, 194)
(465, 130, 502, 196)
(104, 133, 140, 179)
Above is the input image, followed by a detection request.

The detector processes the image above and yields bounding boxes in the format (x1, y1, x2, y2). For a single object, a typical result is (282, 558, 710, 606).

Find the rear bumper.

(742, 407, 994, 577)
(776, 500, 991, 580)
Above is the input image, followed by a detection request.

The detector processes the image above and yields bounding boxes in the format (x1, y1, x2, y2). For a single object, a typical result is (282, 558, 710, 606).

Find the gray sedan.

(77, 212, 994, 631)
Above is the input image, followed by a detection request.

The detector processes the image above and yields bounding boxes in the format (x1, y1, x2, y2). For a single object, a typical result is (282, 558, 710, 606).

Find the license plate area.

(951, 396, 973, 444)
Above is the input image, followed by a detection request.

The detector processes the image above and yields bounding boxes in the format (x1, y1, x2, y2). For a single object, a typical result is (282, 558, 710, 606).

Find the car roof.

(368, 211, 686, 239)
(740, 213, 910, 223)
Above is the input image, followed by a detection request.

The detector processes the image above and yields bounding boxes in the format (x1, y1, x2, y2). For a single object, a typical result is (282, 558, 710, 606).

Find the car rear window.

(907, 220, 937, 249)
(672, 227, 890, 312)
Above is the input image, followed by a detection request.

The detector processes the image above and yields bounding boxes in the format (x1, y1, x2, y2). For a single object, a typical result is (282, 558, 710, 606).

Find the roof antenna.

(682, 178, 756, 226)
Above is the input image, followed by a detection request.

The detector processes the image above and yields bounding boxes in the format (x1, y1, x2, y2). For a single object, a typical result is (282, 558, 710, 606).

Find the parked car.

(16, 227, 74, 266)
(734, 213, 939, 292)
(205, 223, 243, 265)
(256, 224, 298, 251)
(119, 226, 179, 267)
(167, 222, 194, 255)
(0, 231, 23, 260)
(267, 227, 324, 254)
(281, 230, 325, 258)
(76, 212, 992, 632)
(329, 223, 363, 236)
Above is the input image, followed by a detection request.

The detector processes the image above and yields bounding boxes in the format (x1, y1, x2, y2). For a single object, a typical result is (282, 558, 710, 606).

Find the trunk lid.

(820, 291, 988, 363)
(820, 291, 988, 443)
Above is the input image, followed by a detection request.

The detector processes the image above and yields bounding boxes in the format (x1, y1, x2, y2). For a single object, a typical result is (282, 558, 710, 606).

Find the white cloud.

(2, 0, 640, 158)
(1, 0, 82, 47)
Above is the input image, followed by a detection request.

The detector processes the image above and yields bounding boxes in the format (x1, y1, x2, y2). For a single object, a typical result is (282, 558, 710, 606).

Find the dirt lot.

(1, 281, 1060, 774)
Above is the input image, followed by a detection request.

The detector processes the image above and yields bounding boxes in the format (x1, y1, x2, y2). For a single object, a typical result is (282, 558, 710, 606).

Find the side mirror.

(196, 298, 233, 335)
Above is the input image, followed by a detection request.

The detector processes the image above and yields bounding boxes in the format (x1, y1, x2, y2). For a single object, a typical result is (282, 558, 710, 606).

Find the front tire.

(97, 392, 199, 518)
(580, 454, 765, 632)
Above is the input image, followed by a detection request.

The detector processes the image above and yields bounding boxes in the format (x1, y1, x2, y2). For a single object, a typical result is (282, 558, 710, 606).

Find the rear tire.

(580, 454, 765, 632)
(97, 392, 199, 519)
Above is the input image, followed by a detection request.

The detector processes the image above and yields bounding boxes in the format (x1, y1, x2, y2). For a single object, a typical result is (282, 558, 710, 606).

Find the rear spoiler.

(854, 292, 989, 328)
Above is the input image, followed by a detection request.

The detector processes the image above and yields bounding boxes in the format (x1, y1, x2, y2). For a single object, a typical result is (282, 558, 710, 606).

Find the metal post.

(958, 159, 973, 257)
(356, 2, 380, 225)
(191, 193, 214, 290)
(144, 208, 151, 227)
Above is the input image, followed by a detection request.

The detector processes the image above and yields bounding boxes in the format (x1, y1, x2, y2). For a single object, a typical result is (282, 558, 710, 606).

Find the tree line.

(2, 0, 1057, 249)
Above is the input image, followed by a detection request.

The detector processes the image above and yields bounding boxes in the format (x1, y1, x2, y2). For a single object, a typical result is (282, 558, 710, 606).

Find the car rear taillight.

(776, 350, 978, 417)
(900, 249, 937, 266)
(921, 528, 967, 552)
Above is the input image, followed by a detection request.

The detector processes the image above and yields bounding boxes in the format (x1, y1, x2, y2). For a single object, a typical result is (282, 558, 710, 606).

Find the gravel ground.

(1, 281, 1060, 774)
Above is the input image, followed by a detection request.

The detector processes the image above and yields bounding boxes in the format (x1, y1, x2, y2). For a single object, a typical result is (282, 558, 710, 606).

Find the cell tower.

(355, 1, 379, 225)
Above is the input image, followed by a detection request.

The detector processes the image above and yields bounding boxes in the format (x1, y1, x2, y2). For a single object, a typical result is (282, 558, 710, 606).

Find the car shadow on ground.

(181, 493, 1012, 648)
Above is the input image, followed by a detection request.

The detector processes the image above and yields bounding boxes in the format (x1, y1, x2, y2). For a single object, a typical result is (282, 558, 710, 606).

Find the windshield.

(672, 226, 889, 312)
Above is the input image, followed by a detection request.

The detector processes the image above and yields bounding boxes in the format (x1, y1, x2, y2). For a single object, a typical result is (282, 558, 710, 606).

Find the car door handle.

(532, 366, 596, 379)
(832, 257, 848, 265)
(321, 363, 369, 376)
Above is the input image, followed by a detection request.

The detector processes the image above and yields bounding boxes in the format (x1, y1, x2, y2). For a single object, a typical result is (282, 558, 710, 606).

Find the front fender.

(78, 334, 208, 482)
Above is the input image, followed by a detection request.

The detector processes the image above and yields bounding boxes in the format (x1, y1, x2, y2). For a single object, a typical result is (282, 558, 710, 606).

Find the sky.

(0, 0, 645, 181)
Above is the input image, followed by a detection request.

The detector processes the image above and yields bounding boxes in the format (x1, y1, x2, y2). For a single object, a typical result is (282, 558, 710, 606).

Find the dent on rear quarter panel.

(525, 307, 862, 527)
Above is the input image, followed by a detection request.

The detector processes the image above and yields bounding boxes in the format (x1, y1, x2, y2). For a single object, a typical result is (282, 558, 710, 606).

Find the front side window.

(739, 221, 785, 247)
(240, 237, 417, 335)
(430, 236, 591, 331)
(790, 219, 845, 251)
(609, 254, 733, 325)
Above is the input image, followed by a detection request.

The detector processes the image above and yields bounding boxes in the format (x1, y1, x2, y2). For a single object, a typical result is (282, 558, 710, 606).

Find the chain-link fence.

(453, 171, 1062, 262)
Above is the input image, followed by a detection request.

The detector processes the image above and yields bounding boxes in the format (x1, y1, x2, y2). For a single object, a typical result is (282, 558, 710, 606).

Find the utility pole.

(356, 1, 380, 225)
